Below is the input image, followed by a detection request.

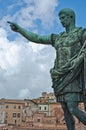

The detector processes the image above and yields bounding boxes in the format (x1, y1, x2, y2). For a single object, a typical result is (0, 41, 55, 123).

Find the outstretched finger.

(7, 21, 15, 26)
(7, 21, 11, 24)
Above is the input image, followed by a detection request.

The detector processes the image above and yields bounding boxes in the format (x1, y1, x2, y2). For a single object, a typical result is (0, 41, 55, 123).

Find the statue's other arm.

(7, 21, 52, 45)
(69, 29, 86, 70)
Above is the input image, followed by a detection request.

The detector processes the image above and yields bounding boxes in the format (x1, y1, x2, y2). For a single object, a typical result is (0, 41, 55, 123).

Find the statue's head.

(58, 8, 75, 25)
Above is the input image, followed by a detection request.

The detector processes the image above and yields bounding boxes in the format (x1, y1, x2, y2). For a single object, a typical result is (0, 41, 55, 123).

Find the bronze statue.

(8, 8, 86, 130)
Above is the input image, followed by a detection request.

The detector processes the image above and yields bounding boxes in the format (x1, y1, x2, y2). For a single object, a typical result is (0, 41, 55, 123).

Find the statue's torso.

(54, 28, 82, 69)
(51, 27, 85, 100)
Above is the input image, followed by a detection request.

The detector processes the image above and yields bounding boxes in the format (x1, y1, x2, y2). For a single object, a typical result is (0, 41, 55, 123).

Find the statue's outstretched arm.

(7, 21, 52, 44)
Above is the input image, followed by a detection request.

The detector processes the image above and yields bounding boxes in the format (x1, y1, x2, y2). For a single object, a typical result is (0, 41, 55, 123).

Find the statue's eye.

(60, 16, 65, 20)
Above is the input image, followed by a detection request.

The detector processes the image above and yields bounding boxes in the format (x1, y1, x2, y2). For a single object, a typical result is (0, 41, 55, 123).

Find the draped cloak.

(50, 27, 86, 102)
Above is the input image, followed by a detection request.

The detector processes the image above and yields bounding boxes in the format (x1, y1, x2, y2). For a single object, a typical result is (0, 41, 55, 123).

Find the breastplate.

(54, 30, 81, 69)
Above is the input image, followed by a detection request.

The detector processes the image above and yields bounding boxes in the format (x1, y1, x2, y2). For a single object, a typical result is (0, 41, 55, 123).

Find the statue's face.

(59, 13, 71, 28)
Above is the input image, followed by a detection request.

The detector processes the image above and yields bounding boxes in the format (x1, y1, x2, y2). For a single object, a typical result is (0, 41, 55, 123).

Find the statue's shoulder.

(77, 27, 86, 35)
(51, 31, 64, 42)
(76, 27, 86, 41)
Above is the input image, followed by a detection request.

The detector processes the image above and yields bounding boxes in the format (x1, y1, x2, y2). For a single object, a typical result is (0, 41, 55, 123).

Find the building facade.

(0, 101, 4, 124)
(0, 92, 85, 130)
(0, 98, 38, 126)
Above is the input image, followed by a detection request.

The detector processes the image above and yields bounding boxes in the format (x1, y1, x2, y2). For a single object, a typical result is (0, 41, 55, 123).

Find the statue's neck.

(66, 24, 75, 33)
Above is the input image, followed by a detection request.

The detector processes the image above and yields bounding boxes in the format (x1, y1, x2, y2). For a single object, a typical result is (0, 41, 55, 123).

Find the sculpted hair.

(58, 8, 76, 24)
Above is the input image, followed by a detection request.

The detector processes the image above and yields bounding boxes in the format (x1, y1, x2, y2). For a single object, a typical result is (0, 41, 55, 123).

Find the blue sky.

(57, 0, 86, 27)
(0, 0, 86, 99)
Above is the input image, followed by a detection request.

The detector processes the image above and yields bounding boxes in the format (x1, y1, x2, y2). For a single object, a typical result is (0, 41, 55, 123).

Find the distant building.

(0, 92, 85, 130)
(33, 92, 65, 125)
(22, 99, 38, 122)
(0, 98, 38, 126)
(41, 92, 56, 102)
(1, 98, 25, 125)
(0, 100, 4, 124)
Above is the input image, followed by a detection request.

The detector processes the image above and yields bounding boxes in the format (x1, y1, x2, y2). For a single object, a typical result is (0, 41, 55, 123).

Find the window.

(13, 113, 16, 118)
(14, 105, 16, 109)
(24, 110, 26, 113)
(39, 106, 41, 110)
(17, 113, 20, 118)
(18, 106, 21, 109)
(44, 106, 47, 110)
(5, 112, 8, 118)
(14, 119, 16, 124)
(6, 105, 9, 109)
(37, 119, 40, 122)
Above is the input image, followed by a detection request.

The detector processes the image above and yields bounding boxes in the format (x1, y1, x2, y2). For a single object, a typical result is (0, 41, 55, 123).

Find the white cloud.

(7, 0, 58, 30)
(0, 28, 20, 73)
(33, 0, 58, 26)
(0, 27, 55, 99)
(18, 88, 30, 99)
(0, 1, 58, 99)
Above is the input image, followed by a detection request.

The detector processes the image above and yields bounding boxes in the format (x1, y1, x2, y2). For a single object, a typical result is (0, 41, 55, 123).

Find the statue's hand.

(62, 59, 79, 72)
(69, 58, 79, 70)
(7, 21, 20, 32)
